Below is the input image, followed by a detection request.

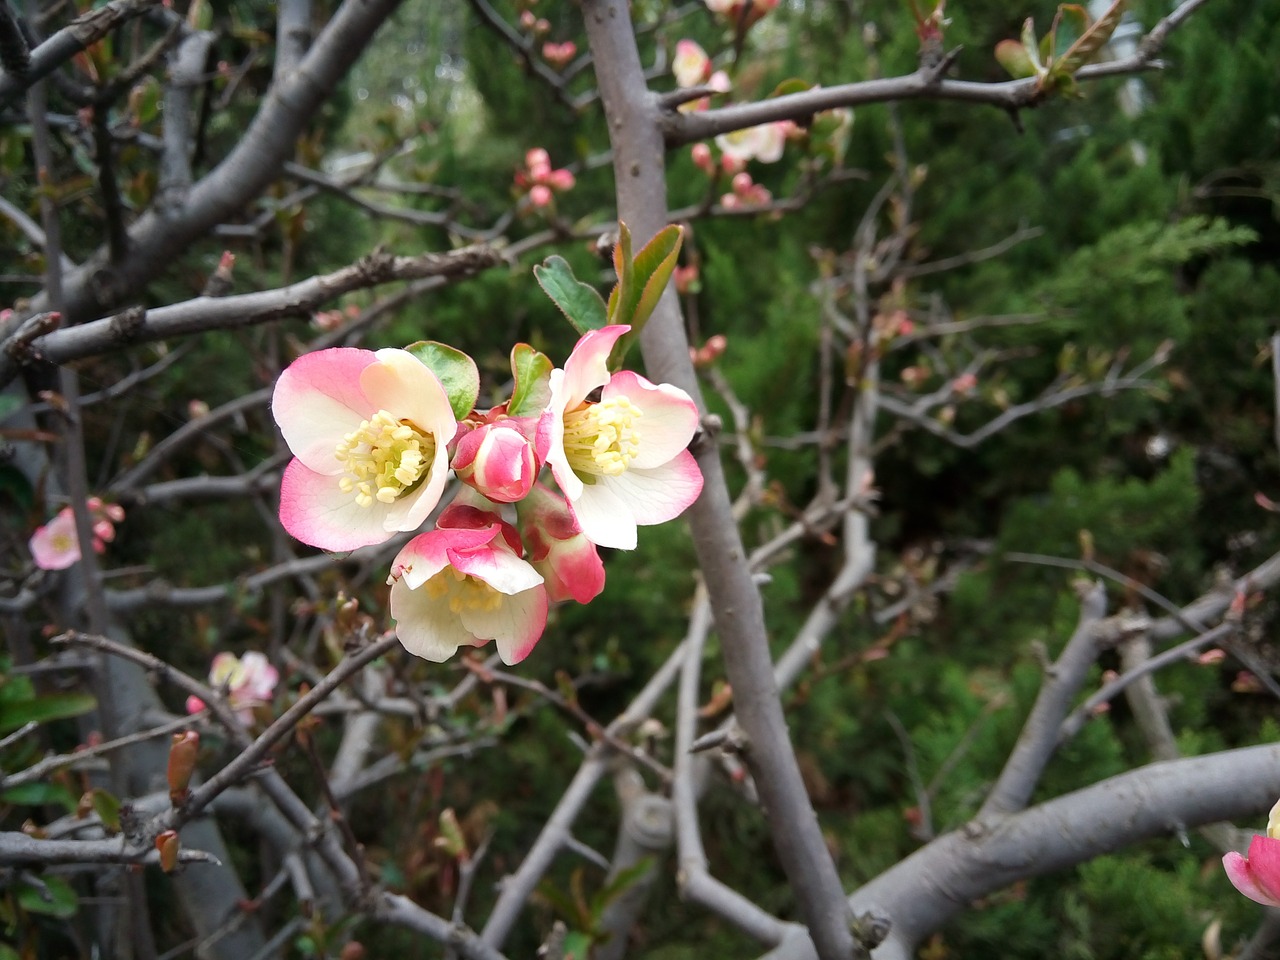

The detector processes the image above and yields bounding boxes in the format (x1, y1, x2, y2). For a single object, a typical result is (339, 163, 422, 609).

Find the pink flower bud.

(731, 171, 754, 196)
(529, 184, 553, 207)
(452, 423, 539, 504)
(691, 143, 714, 174)
(516, 484, 605, 604)
(547, 168, 575, 191)
(721, 153, 746, 176)
(951, 373, 978, 394)
(526, 147, 551, 175)
(519, 10, 536, 29)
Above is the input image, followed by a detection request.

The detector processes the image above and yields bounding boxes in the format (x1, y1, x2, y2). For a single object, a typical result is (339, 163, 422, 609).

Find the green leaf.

(995, 40, 1038, 80)
(563, 931, 593, 960)
(1051, 4, 1089, 62)
(1020, 17, 1044, 72)
(591, 858, 653, 913)
(533, 256, 608, 334)
(607, 222, 635, 324)
(17, 875, 77, 919)
(769, 77, 813, 98)
(0, 692, 97, 734)
(0, 783, 78, 813)
(89, 788, 122, 833)
(1060, 0, 1128, 73)
(404, 341, 480, 420)
(507, 344, 553, 419)
(608, 225, 684, 368)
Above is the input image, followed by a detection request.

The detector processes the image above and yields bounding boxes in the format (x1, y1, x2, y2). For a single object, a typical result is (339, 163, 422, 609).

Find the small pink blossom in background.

(537, 324, 704, 550)
(542, 41, 576, 69)
(311, 308, 345, 332)
(951, 372, 978, 395)
(518, 11, 549, 34)
(452, 421, 539, 504)
(720, 152, 746, 176)
(516, 148, 575, 209)
(716, 122, 787, 165)
(1196, 648, 1226, 665)
(721, 172, 772, 209)
(516, 483, 605, 604)
(690, 334, 727, 368)
(29, 499, 125, 570)
(185, 651, 279, 724)
(704, 0, 777, 28)
(673, 39, 711, 88)
(900, 365, 928, 387)
(29, 511, 80, 570)
(690, 143, 715, 175)
(1232, 671, 1264, 694)
(388, 501, 548, 665)
(188, 399, 210, 419)
(272, 347, 456, 551)
(674, 263, 700, 296)
(1224, 798, 1280, 906)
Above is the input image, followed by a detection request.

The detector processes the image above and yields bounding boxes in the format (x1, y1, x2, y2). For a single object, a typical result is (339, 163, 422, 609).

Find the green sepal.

(534, 255, 609, 334)
(507, 343, 554, 419)
(90, 788, 122, 833)
(405, 341, 480, 420)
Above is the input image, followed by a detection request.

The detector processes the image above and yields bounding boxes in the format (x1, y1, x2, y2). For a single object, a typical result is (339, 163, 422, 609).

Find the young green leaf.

(995, 40, 1039, 80)
(534, 255, 608, 334)
(507, 343, 554, 419)
(404, 341, 480, 420)
(1051, 4, 1089, 62)
(606, 224, 685, 368)
(17, 875, 78, 919)
(1060, 0, 1128, 73)
(607, 222, 635, 324)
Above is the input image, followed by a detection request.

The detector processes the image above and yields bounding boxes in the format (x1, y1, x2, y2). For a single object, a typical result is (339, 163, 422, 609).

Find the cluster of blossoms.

(273, 324, 703, 665)
(185, 651, 280, 725)
(515, 148, 575, 210)
(28, 498, 125, 571)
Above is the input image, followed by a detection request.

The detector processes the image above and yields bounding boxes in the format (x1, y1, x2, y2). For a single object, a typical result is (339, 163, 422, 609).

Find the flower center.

(50, 531, 75, 553)
(424, 566, 505, 615)
(561, 396, 642, 477)
(335, 410, 434, 508)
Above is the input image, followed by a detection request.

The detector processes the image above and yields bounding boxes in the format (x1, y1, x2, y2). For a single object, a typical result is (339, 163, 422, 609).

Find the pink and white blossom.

(715, 122, 787, 165)
(452, 421, 539, 504)
(673, 39, 711, 88)
(517, 483, 605, 604)
(29, 499, 125, 571)
(185, 651, 280, 724)
(388, 504, 548, 665)
(516, 148, 575, 209)
(1224, 799, 1280, 907)
(537, 325, 704, 550)
(272, 347, 456, 552)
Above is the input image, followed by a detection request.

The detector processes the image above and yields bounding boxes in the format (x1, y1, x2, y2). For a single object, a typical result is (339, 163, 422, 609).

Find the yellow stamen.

(335, 410, 434, 508)
(561, 396, 642, 477)
(423, 567, 504, 615)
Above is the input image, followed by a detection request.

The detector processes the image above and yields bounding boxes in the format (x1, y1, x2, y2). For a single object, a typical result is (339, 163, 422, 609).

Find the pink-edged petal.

(451, 544, 544, 596)
(1225, 849, 1280, 907)
(392, 527, 501, 589)
(463, 586, 549, 665)
(539, 538, 606, 604)
(273, 349, 376, 472)
(560, 325, 629, 409)
(280, 458, 399, 551)
(605, 452, 703, 524)
(571, 481, 639, 550)
(603, 371, 700, 468)
(1246, 836, 1280, 902)
(364, 349, 457, 439)
(390, 577, 481, 662)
